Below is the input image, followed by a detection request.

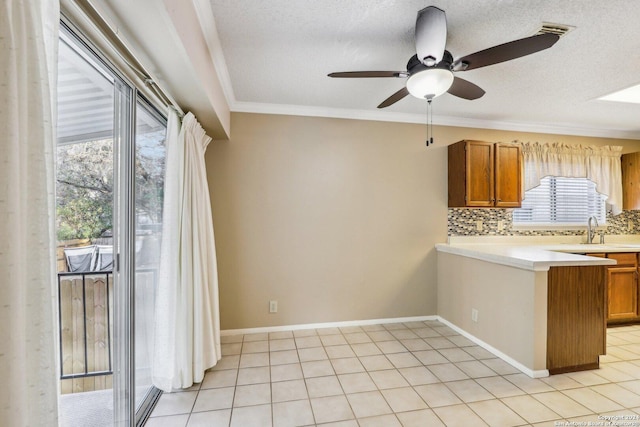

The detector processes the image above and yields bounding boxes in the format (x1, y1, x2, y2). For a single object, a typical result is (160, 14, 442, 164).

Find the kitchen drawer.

(607, 253, 638, 267)
(589, 253, 606, 258)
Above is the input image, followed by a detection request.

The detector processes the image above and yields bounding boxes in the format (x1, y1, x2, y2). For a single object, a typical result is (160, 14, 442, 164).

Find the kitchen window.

(513, 176, 607, 226)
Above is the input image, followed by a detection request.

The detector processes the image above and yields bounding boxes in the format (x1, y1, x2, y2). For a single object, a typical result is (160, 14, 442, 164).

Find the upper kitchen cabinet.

(622, 152, 640, 210)
(448, 140, 522, 208)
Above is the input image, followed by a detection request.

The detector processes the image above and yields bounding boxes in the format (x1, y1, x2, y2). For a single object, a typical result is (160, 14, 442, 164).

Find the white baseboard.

(220, 315, 438, 336)
(436, 316, 549, 378)
(220, 314, 548, 378)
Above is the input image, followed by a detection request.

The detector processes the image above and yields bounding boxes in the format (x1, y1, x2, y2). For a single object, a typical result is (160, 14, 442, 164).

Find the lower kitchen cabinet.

(587, 252, 640, 324)
(608, 267, 638, 320)
(547, 265, 606, 374)
(606, 253, 639, 323)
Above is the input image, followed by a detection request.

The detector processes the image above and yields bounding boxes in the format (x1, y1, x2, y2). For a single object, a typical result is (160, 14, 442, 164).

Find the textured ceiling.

(206, 0, 640, 139)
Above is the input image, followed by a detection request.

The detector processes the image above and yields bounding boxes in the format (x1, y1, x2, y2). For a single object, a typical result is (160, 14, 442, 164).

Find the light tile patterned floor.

(146, 320, 640, 427)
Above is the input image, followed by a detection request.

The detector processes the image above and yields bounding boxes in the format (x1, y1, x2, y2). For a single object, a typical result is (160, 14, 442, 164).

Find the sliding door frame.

(59, 16, 163, 427)
(113, 77, 136, 427)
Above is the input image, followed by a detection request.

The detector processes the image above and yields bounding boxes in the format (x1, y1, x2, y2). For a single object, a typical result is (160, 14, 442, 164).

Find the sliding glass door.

(57, 19, 165, 427)
(134, 99, 167, 415)
(56, 25, 118, 427)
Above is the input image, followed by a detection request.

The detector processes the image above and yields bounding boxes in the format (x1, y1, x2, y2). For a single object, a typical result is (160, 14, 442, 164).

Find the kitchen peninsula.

(435, 237, 640, 378)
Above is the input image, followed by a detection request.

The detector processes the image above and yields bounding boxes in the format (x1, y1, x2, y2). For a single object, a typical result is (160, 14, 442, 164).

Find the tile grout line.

(154, 322, 640, 426)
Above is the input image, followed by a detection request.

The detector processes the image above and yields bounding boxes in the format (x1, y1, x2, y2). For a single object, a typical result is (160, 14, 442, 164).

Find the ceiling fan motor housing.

(415, 6, 447, 65)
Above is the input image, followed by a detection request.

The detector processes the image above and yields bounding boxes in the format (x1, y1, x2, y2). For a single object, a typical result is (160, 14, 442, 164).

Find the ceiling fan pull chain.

(430, 97, 434, 146)
(426, 96, 434, 147)
(425, 97, 430, 146)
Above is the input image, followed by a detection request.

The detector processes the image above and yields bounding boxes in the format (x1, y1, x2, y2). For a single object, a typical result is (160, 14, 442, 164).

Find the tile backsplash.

(448, 208, 640, 237)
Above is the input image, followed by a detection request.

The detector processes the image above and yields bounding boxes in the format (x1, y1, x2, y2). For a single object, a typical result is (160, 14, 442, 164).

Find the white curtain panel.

(152, 111, 221, 392)
(0, 1, 60, 425)
(521, 142, 624, 215)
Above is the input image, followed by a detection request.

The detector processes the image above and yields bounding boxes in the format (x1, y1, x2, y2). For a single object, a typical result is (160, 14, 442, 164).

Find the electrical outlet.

(476, 220, 483, 231)
(629, 220, 634, 231)
(269, 300, 278, 313)
(497, 220, 504, 231)
(471, 308, 479, 323)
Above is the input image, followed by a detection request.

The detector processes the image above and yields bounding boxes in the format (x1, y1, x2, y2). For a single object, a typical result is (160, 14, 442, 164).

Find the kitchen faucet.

(587, 216, 599, 244)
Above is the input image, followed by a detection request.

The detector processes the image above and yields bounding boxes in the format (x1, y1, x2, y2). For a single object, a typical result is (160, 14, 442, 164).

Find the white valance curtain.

(152, 111, 221, 392)
(520, 142, 624, 215)
(0, 1, 60, 425)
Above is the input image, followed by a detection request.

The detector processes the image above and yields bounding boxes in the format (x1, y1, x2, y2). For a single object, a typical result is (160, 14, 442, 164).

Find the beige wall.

(437, 252, 549, 374)
(205, 112, 640, 330)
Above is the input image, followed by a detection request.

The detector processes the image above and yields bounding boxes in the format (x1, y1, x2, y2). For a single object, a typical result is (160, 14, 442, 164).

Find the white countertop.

(435, 238, 640, 271)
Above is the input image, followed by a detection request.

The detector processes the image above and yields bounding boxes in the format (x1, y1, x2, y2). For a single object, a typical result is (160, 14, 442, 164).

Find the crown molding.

(230, 101, 640, 140)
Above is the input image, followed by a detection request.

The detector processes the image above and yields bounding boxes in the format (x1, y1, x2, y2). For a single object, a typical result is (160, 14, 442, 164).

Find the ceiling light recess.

(599, 83, 640, 104)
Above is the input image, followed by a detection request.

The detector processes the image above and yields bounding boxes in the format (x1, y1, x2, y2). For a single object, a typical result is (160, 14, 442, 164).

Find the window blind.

(513, 176, 606, 225)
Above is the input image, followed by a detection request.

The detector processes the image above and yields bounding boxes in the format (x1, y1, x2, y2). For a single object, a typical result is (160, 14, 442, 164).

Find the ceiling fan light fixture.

(406, 68, 454, 99)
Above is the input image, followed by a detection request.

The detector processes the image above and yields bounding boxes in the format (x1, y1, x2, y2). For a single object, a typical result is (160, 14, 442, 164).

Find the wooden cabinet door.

(466, 141, 494, 207)
(494, 143, 522, 208)
(622, 152, 640, 210)
(448, 140, 523, 208)
(608, 267, 638, 321)
(547, 265, 606, 374)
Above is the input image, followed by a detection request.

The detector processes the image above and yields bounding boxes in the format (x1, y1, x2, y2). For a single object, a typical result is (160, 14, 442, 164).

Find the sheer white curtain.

(0, 1, 60, 425)
(152, 111, 221, 391)
(521, 142, 624, 214)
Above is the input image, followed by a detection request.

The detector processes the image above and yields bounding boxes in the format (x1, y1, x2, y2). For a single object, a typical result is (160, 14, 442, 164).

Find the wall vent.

(535, 22, 575, 37)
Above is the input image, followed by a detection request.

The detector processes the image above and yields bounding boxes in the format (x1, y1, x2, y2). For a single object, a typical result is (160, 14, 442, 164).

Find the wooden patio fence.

(58, 272, 113, 394)
(56, 240, 157, 395)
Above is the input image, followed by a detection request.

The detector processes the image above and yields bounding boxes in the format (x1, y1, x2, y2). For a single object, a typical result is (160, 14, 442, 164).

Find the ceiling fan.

(328, 6, 560, 108)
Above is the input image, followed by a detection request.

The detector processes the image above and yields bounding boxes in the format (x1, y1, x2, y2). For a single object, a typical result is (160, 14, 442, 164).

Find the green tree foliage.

(56, 197, 112, 240)
(56, 139, 113, 241)
(56, 134, 165, 241)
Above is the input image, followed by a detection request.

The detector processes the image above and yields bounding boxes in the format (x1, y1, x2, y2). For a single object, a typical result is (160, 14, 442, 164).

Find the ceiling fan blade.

(447, 77, 485, 100)
(328, 71, 405, 78)
(415, 6, 447, 66)
(454, 33, 559, 71)
(377, 87, 410, 108)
